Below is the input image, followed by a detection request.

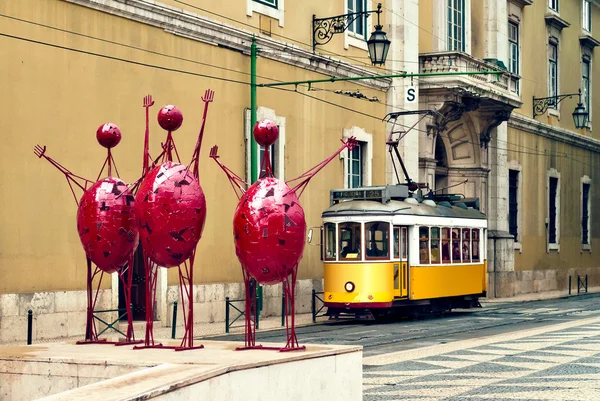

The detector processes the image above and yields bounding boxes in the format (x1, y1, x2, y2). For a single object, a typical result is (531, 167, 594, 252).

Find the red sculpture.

(210, 120, 356, 351)
(33, 123, 141, 346)
(133, 90, 214, 351)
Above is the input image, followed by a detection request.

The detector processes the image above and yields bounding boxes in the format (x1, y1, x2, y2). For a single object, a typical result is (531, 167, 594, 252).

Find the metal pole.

(311, 289, 316, 323)
(27, 310, 33, 345)
(281, 290, 285, 327)
(225, 297, 230, 334)
(250, 36, 258, 183)
(586, 274, 588, 293)
(258, 70, 503, 88)
(171, 301, 178, 340)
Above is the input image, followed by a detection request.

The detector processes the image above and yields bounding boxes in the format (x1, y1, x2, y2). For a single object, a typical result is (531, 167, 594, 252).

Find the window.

(348, 0, 367, 38)
(508, 22, 519, 75)
(365, 222, 390, 259)
(254, 0, 277, 8)
(582, 181, 591, 246)
(447, 0, 465, 51)
(339, 222, 361, 260)
(549, 176, 559, 244)
(347, 143, 362, 188)
(393, 227, 408, 260)
(401, 227, 407, 259)
(583, 0, 591, 32)
(419, 227, 430, 264)
(431, 227, 441, 264)
(508, 169, 519, 242)
(324, 223, 336, 260)
(462, 228, 471, 262)
(472, 229, 480, 262)
(441, 227, 451, 263)
(548, 43, 558, 108)
(582, 58, 591, 119)
(451, 228, 461, 263)
(549, 0, 558, 12)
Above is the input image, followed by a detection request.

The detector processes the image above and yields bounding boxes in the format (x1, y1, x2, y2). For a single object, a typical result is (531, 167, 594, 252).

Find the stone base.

(0, 340, 361, 401)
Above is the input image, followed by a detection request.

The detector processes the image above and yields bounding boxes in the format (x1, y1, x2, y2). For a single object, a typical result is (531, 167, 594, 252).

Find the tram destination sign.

(330, 185, 409, 204)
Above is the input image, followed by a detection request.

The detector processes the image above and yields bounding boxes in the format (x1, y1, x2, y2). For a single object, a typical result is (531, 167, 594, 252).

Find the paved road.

(211, 293, 600, 400)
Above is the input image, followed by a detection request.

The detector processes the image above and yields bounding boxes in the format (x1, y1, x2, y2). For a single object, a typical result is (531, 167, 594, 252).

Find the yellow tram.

(321, 185, 487, 318)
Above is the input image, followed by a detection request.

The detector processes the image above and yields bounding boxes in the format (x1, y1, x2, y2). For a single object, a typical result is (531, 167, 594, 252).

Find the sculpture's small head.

(158, 105, 184, 131)
(96, 123, 122, 149)
(253, 119, 279, 147)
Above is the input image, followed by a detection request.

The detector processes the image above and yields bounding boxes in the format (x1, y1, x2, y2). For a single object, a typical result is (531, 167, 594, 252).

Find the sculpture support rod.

(250, 37, 258, 183)
(258, 70, 503, 88)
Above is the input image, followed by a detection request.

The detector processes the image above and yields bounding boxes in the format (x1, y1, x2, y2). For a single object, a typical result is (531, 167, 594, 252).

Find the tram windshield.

(339, 222, 361, 260)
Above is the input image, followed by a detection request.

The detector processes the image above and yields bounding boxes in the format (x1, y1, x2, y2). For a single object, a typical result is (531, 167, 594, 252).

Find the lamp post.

(533, 89, 589, 129)
(313, 3, 391, 66)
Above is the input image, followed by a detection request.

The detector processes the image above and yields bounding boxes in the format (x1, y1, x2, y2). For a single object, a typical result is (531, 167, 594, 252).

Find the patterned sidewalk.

(362, 316, 600, 401)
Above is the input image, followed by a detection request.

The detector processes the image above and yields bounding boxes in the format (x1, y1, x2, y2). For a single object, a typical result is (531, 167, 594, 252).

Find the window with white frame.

(246, 0, 284, 27)
(582, 58, 591, 120)
(448, 0, 465, 51)
(583, 0, 592, 32)
(342, 126, 372, 189)
(548, 42, 558, 109)
(348, 0, 367, 38)
(509, 22, 519, 75)
(549, 0, 558, 12)
(581, 177, 591, 249)
(547, 169, 561, 250)
(244, 107, 285, 181)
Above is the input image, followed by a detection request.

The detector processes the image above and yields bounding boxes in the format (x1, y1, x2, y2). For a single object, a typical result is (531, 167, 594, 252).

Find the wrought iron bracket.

(312, 3, 382, 51)
(533, 92, 580, 117)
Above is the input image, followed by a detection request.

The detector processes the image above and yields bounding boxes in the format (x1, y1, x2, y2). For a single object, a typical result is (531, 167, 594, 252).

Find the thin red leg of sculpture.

(236, 270, 279, 351)
(189, 89, 214, 179)
(175, 252, 204, 351)
(280, 266, 305, 352)
(114, 259, 143, 346)
(209, 146, 247, 199)
(143, 95, 155, 175)
(134, 257, 163, 349)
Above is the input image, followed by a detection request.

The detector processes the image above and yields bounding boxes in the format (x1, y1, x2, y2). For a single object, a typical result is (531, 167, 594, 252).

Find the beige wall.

(0, 0, 387, 293)
(508, 127, 600, 273)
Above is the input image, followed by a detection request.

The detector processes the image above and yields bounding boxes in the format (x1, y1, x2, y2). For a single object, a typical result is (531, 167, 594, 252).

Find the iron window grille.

(582, 183, 590, 245)
(549, 177, 558, 244)
(509, 170, 519, 242)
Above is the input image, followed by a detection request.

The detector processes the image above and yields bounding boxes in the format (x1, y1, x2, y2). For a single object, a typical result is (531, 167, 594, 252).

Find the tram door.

(393, 226, 409, 298)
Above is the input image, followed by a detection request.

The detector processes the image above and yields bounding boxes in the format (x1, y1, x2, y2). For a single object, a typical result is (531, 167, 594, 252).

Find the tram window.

(430, 227, 441, 264)
(365, 222, 390, 259)
(451, 228, 461, 263)
(419, 227, 430, 264)
(401, 227, 408, 260)
(472, 229, 480, 262)
(393, 228, 400, 259)
(339, 222, 361, 260)
(324, 223, 336, 261)
(441, 227, 451, 263)
(462, 228, 471, 263)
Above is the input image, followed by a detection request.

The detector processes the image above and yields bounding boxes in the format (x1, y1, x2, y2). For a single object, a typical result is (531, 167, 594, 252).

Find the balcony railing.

(419, 52, 521, 107)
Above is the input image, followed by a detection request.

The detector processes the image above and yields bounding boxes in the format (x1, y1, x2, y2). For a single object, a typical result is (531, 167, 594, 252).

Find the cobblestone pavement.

(362, 316, 600, 401)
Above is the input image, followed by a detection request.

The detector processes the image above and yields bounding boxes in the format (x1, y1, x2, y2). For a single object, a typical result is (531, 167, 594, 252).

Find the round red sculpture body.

(76, 177, 138, 273)
(233, 177, 306, 285)
(253, 120, 279, 147)
(157, 105, 184, 132)
(135, 161, 206, 268)
(96, 123, 122, 149)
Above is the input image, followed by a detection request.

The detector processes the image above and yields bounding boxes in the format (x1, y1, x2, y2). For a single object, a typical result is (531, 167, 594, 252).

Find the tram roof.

(322, 199, 486, 220)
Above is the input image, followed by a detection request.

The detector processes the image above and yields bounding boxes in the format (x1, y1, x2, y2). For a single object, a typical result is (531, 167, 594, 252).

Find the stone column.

(484, 0, 508, 64)
(386, 0, 419, 185)
(487, 122, 515, 298)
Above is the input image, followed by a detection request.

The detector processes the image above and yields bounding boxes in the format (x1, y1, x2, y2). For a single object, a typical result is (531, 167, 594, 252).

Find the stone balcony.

(419, 51, 522, 109)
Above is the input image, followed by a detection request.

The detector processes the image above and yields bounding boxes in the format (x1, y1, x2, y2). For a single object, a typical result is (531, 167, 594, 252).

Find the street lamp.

(313, 3, 391, 66)
(533, 89, 589, 129)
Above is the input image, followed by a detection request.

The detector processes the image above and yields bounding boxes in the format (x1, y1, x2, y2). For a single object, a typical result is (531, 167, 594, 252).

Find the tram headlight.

(344, 281, 355, 292)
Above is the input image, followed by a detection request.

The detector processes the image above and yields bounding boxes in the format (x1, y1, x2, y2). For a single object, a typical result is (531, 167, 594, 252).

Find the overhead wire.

(1, 12, 595, 168)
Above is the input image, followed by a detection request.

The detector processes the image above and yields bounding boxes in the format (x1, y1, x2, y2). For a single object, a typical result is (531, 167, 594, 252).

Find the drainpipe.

(493, 235, 497, 298)
(250, 36, 258, 183)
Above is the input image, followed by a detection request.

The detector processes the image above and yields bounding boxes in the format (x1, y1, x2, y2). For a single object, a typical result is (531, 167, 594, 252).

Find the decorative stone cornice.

(508, 113, 600, 153)
(63, 0, 391, 91)
(544, 13, 570, 30)
(508, 0, 533, 7)
(580, 34, 600, 48)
